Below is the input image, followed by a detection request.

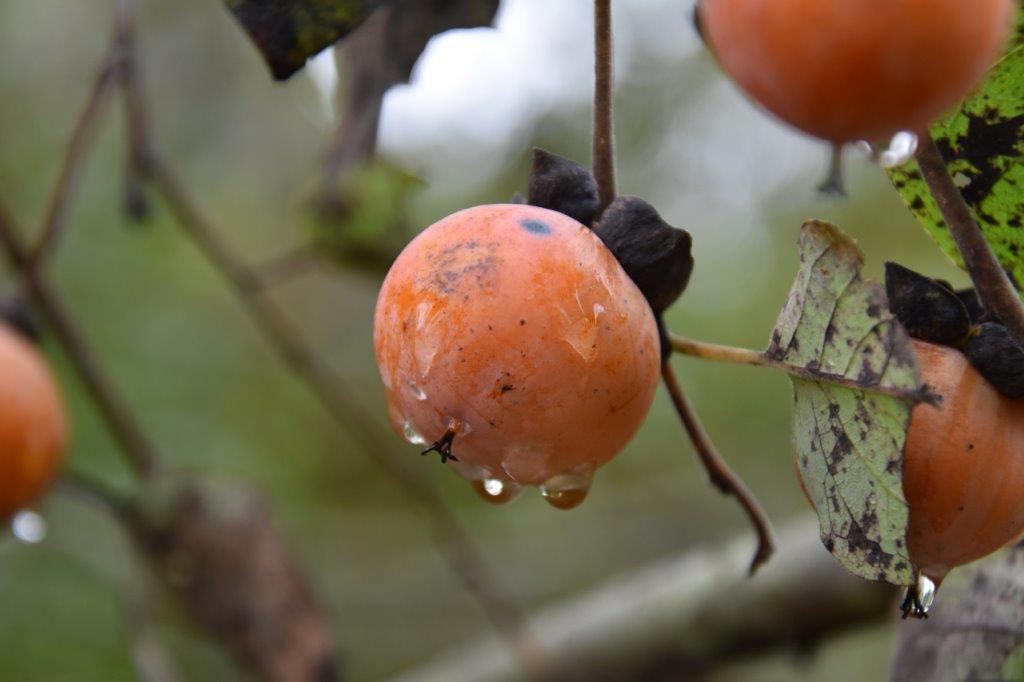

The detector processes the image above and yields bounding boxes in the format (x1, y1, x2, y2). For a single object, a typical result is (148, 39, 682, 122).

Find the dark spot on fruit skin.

(824, 537, 835, 552)
(519, 319, 526, 325)
(500, 384, 514, 393)
(520, 219, 552, 235)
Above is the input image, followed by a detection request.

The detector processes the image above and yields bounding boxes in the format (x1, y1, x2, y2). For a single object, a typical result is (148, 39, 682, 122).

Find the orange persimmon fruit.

(698, 0, 1015, 143)
(374, 204, 660, 508)
(903, 339, 1024, 584)
(0, 322, 67, 521)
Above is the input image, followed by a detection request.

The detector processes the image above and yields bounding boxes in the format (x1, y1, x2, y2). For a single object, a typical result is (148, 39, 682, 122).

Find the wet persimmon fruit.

(374, 204, 661, 508)
(903, 340, 1024, 584)
(698, 0, 1015, 143)
(0, 323, 68, 521)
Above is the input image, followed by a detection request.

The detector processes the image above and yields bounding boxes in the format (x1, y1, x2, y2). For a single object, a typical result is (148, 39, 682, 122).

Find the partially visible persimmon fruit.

(0, 323, 68, 521)
(903, 339, 1024, 583)
(374, 204, 660, 508)
(698, 0, 1015, 143)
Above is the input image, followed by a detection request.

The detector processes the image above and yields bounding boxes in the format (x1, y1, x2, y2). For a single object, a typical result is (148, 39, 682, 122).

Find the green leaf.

(771, 221, 926, 586)
(225, 0, 380, 80)
(307, 160, 424, 272)
(889, 9, 1024, 295)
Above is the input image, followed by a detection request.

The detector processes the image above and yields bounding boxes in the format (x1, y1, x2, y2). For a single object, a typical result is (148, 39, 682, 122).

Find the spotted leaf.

(225, 0, 379, 80)
(889, 10, 1024, 295)
(771, 221, 928, 586)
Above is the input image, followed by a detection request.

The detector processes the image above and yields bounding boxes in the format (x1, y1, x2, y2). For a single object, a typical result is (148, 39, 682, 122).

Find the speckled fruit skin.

(0, 323, 67, 520)
(701, 0, 1014, 143)
(904, 340, 1024, 583)
(374, 204, 660, 487)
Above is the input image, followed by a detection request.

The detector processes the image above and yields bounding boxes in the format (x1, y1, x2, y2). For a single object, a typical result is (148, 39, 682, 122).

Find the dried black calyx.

(966, 322, 1024, 399)
(0, 295, 41, 343)
(886, 262, 1024, 401)
(527, 148, 600, 227)
(594, 196, 693, 317)
(885, 263, 971, 348)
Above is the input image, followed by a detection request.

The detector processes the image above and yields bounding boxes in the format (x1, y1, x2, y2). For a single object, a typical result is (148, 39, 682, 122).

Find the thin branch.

(670, 333, 940, 404)
(394, 517, 894, 682)
(662, 361, 775, 574)
(27, 54, 119, 268)
(58, 469, 136, 522)
(0, 204, 160, 478)
(111, 1, 536, 659)
(145, 158, 541, 672)
(592, 0, 616, 214)
(250, 244, 323, 290)
(915, 132, 1024, 348)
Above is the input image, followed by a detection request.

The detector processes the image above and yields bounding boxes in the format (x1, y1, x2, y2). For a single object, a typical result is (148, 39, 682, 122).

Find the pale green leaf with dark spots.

(225, 0, 380, 80)
(770, 221, 926, 586)
(889, 9, 1024, 294)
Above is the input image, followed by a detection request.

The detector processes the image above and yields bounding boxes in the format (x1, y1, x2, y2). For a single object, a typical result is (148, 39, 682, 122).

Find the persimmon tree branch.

(662, 361, 775, 574)
(915, 132, 1024, 348)
(28, 52, 119, 269)
(0, 204, 161, 479)
(592, 0, 616, 214)
(113, 7, 539, 671)
(394, 517, 894, 682)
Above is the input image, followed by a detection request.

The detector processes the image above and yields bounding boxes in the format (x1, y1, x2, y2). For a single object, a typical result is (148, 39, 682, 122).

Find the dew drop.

(11, 510, 46, 544)
(540, 472, 593, 510)
(407, 381, 428, 401)
(402, 421, 427, 445)
(858, 132, 918, 169)
(471, 478, 523, 505)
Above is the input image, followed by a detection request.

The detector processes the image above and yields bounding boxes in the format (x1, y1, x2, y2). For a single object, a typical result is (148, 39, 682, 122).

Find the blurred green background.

(0, 0, 968, 680)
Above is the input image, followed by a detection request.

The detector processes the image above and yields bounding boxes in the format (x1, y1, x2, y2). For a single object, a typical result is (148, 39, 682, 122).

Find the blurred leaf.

(893, 544, 1024, 681)
(769, 221, 925, 586)
(309, 160, 423, 272)
(888, 9, 1024, 295)
(225, 0, 380, 80)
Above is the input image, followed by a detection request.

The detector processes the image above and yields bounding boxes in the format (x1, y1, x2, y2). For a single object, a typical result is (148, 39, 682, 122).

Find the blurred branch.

(662, 361, 775, 574)
(592, 0, 616, 214)
(394, 516, 894, 682)
(323, 0, 500, 200)
(112, 3, 538, 672)
(144, 155, 540, 674)
(27, 51, 119, 269)
(250, 244, 324, 290)
(915, 133, 1024, 348)
(892, 543, 1024, 681)
(0, 203, 161, 478)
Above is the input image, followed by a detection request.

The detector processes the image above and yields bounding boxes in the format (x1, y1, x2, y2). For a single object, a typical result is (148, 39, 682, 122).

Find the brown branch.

(0, 204, 160, 478)
(915, 132, 1024, 348)
(662, 361, 776, 574)
(109, 0, 535, 661)
(27, 54, 119, 268)
(250, 244, 323, 290)
(592, 0, 616, 215)
(144, 158, 541, 673)
(395, 517, 893, 682)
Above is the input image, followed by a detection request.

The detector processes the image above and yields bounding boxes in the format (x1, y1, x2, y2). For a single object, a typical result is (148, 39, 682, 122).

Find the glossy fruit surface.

(700, 0, 1014, 143)
(0, 323, 67, 520)
(904, 340, 1024, 582)
(374, 204, 660, 500)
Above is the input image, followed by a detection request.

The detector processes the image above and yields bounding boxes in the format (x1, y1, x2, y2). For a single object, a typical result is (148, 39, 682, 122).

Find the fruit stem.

(592, 0, 616, 215)
(915, 132, 1024, 349)
(671, 333, 941, 404)
(662, 362, 776, 575)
